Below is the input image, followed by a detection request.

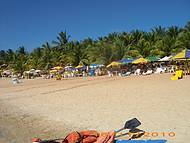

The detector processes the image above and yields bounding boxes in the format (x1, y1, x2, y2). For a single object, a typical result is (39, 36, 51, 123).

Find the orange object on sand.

(95, 131, 115, 143)
(32, 138, 42, 142)
(62, 130, 115, 143)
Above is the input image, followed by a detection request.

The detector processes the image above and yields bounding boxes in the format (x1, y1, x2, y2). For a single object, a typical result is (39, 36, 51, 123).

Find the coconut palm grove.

(0, 21, 190, 74)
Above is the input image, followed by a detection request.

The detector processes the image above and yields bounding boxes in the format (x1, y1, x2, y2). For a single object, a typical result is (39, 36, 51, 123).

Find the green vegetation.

(1, 21, 190, 74)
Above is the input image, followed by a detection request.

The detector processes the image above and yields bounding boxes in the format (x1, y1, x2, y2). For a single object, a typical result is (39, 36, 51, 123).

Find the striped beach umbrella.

(119, 58, 134, 64)
(172, 49, 190, 60)
(146, 56, 160, 62)
(132, 58, 148, 64)
(106, 61, 122, 68)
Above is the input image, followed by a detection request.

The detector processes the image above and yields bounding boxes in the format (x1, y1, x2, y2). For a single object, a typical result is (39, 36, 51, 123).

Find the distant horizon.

(1, 0, 190, 51)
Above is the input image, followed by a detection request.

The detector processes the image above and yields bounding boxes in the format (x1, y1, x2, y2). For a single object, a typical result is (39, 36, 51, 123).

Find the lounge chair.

(122, 72, 131, 76)
(169, 66, 175, 73)
(155, 67, 165, 74)
(108, 71, 113, 77)
(142, 70, 153, 75)
(12, 78, 19, 84)
(134, 69, 141, 75)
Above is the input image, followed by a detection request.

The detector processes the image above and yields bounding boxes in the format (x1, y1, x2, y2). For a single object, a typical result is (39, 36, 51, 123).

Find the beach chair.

(146, 70, 153, 75)
(155, 68, 164, 74)
(171, 70, 183, 80)
(108, 71, 113, 77)
(142, 70, 153, 75)
(122, 72, 131, 76)
(134, 69, 141, 75)
(12, 78, 19, 84)
(169, 66, 175, 73)
(12, 74, 20, 84)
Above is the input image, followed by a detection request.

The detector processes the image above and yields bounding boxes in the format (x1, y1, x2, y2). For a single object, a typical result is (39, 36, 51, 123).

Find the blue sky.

(0, 0, 190, 51)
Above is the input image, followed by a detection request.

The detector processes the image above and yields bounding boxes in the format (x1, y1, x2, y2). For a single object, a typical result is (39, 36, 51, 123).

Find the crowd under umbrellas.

(107, 49, 190, 77)
(106, 57, 169, 77)
(1, 49, 190, 83)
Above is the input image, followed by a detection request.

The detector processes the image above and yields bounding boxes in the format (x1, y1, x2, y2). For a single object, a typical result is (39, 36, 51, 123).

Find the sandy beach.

(0, 74, 190, 143)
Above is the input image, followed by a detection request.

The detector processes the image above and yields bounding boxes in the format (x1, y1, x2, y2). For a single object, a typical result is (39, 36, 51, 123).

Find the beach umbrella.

(64, 66, 75, 71)
(98, 64, 105, 67)
(132, 58, 148, 64)
(146, 56, 160, 62)
(172, 49, 190, 75)
(119, 58, 134, 64)
(172, 49, 190, 60)
(75, 64, 84, 69)
(90, 64, 97, 68)
(90, 64, 105, 68)
(106, 61, 122, 68)
(53, 66, 63, 70)
(158, 56, 172, 61)
(81, 66, 87, 70)
(50, 69, 57, 73)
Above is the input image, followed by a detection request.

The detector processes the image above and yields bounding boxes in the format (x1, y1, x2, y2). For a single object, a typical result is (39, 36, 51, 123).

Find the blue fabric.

(81, 66, 86, 70)
(120, 59, 134, 64)
(90, 64, 97, 68)
(185, 49, 190, 58)
(115, 140, 167, 143)
(89, 70, 95, 76)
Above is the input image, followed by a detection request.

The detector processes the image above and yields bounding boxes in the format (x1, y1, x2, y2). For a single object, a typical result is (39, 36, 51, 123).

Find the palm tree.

(13, 46, 28, 75)
(52, 31, 70, 52)
(97, 40, 113, 64)
(177, 30, 190, 50)
(87, 39, 113, 65)
(184, 21, 190, 31)
(66, 41, 89, 66)
(150, 40, 165, 57)
(3, 21, 190, 70)
(112, 37, 125, 60)
(151, 26, 166, 40)
(0, 50, 7, 66)
(124, 49, 141, 58)
(135, 38, 151, 57)
(130, 30, 144, 44)
(41, 42, 53, 70)
(29, 47, 43, 69)
(167, 26, 181, 39)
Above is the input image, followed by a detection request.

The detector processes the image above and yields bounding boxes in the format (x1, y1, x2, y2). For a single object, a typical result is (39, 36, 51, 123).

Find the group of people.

(106, 61, 189, 77)
(46, 67, 107, 80)
(2, 60, 190, 83)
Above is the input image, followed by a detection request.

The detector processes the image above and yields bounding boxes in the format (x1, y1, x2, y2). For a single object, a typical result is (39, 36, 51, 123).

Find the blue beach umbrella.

(120, 58, 134, 64)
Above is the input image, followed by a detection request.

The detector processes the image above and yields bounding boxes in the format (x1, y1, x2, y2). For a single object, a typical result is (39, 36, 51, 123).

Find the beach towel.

(62, 130, 115, 143)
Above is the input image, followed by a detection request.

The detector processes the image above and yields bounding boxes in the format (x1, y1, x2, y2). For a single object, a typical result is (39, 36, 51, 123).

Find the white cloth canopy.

(158, 56, 172, 61)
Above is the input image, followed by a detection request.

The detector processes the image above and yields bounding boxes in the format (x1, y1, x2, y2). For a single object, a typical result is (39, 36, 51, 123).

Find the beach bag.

(62, 130, 115, 143)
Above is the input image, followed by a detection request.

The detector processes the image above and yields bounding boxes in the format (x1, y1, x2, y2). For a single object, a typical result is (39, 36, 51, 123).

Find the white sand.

(0, 74, 190, 143)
